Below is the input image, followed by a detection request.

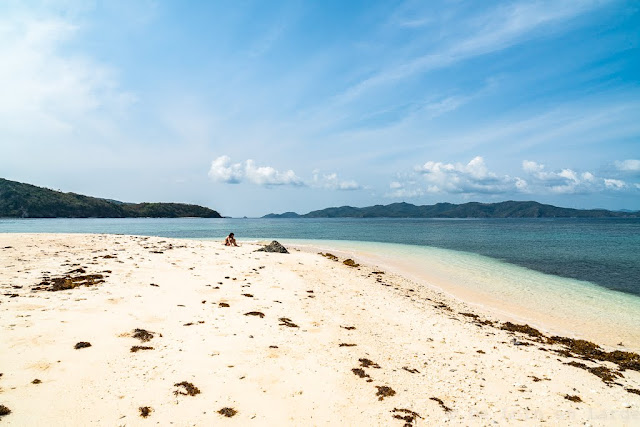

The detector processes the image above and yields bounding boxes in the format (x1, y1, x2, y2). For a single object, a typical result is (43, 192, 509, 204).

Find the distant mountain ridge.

(263, 201, 640, 219)
(0, 178, 221, 218)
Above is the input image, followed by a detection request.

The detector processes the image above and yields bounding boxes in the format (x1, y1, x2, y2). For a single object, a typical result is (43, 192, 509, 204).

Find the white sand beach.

(1, 234, 639, 426)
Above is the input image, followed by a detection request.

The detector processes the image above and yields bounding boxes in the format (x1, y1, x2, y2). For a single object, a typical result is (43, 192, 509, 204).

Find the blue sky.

(1, 0, 638, 217)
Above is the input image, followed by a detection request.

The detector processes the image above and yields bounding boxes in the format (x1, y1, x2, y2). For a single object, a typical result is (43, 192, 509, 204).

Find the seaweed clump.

(430, 397, 452, 412)
(218, 407, 237, 417)
(139, 406, 152, 418)
(0, 405, 10, 417)
(132, 329, 154, 342)
(564, 394, 582, 403)
(550, 336, 640, 371)
(74, 341, 92, 349)
(319, 252, 339, 261)
(343, 259, 360, 267)
(131, 346, 154, 353)
(500, 322, 544, 339)
(391, 408, 422, 426)
(278, 318, 299, 328)
(244, 311, 265, 318)
(359, 358, 381, 369)
(376, 386, 396, 401)
(352, 368, 370, 379)
(174, 381, 200, 396)
(39, 272, 105, 292)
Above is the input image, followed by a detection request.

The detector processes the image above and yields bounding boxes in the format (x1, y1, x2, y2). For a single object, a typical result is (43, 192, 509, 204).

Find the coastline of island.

(1, 233, 638, 425)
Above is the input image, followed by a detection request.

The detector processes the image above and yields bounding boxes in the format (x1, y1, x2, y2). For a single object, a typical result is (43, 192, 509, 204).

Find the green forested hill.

(264, 201, 639, 218)
(0, 178, 221, 218)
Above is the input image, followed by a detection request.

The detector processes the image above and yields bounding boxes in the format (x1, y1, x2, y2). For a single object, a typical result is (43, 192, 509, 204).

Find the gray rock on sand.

(255, 241, 289, 254)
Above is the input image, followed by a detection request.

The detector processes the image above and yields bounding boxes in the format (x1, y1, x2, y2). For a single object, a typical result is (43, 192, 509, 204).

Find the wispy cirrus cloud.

(0, 16, 135, 137)
(338, 0, 608, 104)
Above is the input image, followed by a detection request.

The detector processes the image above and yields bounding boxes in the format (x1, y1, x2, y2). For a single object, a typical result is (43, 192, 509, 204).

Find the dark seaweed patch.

(131, 346, 154, 353)
(391, 408, 422, 426)
(564, 394, 582, 403)
(219, 302, 230, 308)
(501, 322, 544, 338)
(352, 368, 370, 379)
(74, 341, 91, 349)
(341, 326, 356, 330)
(218, 407, 237, 417)
(278, 318, 299, 328)
(244, 311, 265, 318)
(133, 329, 154, 342)
(319, 252, 338, 261)
(343, 259, 360, 267)
(139, 406, 152, 418)
(40, 273, 105, 292)
(460, 312, 479, 319)
(174, 381, 200, 396)
(626, 388, 640, 395)
(430, 397, 451, 412)
(402, 367, 419, 374)
(0, 405, 10, 416)
(339, 343, 357, 347)
(359, 358, 380, 369)
(376, 386, 396, 401)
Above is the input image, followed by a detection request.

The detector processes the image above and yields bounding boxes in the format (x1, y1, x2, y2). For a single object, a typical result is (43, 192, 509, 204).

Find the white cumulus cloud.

(604, 178, 626, 189)
(312, 171, 363, 191)
(521, 160, 627, 194)
(615, 159, 640, 172)
(414, 156, 518, 194)
(208, 156, 303, 186)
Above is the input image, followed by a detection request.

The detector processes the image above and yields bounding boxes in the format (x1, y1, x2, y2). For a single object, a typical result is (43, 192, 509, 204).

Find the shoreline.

(261, 238, 640, 352)
(1, 233, 639, 425)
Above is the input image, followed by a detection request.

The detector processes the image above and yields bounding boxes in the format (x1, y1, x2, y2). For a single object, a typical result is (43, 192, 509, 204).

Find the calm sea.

(1, 217, 639, 297)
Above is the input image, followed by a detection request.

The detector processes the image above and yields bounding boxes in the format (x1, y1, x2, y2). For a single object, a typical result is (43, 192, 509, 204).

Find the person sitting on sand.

(224, 233, 238, 247)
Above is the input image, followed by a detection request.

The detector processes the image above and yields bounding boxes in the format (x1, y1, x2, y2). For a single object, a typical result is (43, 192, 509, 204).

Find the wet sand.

(0, 234, 639, 426)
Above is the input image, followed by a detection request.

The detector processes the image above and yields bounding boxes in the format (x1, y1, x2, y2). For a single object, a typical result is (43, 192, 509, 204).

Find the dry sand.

(0, 233, 639, 426)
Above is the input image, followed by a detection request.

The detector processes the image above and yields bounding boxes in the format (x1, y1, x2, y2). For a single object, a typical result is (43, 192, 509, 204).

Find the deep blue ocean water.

(1, 217, 639, 297)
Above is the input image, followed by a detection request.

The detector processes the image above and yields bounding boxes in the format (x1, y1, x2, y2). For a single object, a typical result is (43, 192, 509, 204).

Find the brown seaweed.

(244, 312, 265, 318)
(130, 346, 154, 353)
(132, 329, 154, 342)
(174, 381, 200, 396)
(359, 358, 381, 368)
(218, 407, 237, 417)
(74, 341, 91, 349)
(391, 408, 422, 426)
(343, 259, 360, 267)
(139, 406, 152, 418)
(430, 397, 452, 412)
(376, 386, 396, 401)
(278, 318, 299, 328)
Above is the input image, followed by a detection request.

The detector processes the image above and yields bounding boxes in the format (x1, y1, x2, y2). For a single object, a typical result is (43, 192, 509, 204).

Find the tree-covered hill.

(0, 178, 221, 218)
(264, 201, 639, 219)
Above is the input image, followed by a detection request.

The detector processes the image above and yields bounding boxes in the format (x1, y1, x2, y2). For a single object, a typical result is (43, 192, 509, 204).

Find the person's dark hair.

(229, 233, 234, 237)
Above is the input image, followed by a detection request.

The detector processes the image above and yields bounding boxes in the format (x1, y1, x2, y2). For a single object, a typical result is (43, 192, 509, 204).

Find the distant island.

(0, 178, 221, 218)
(264, 201, 640, 219)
